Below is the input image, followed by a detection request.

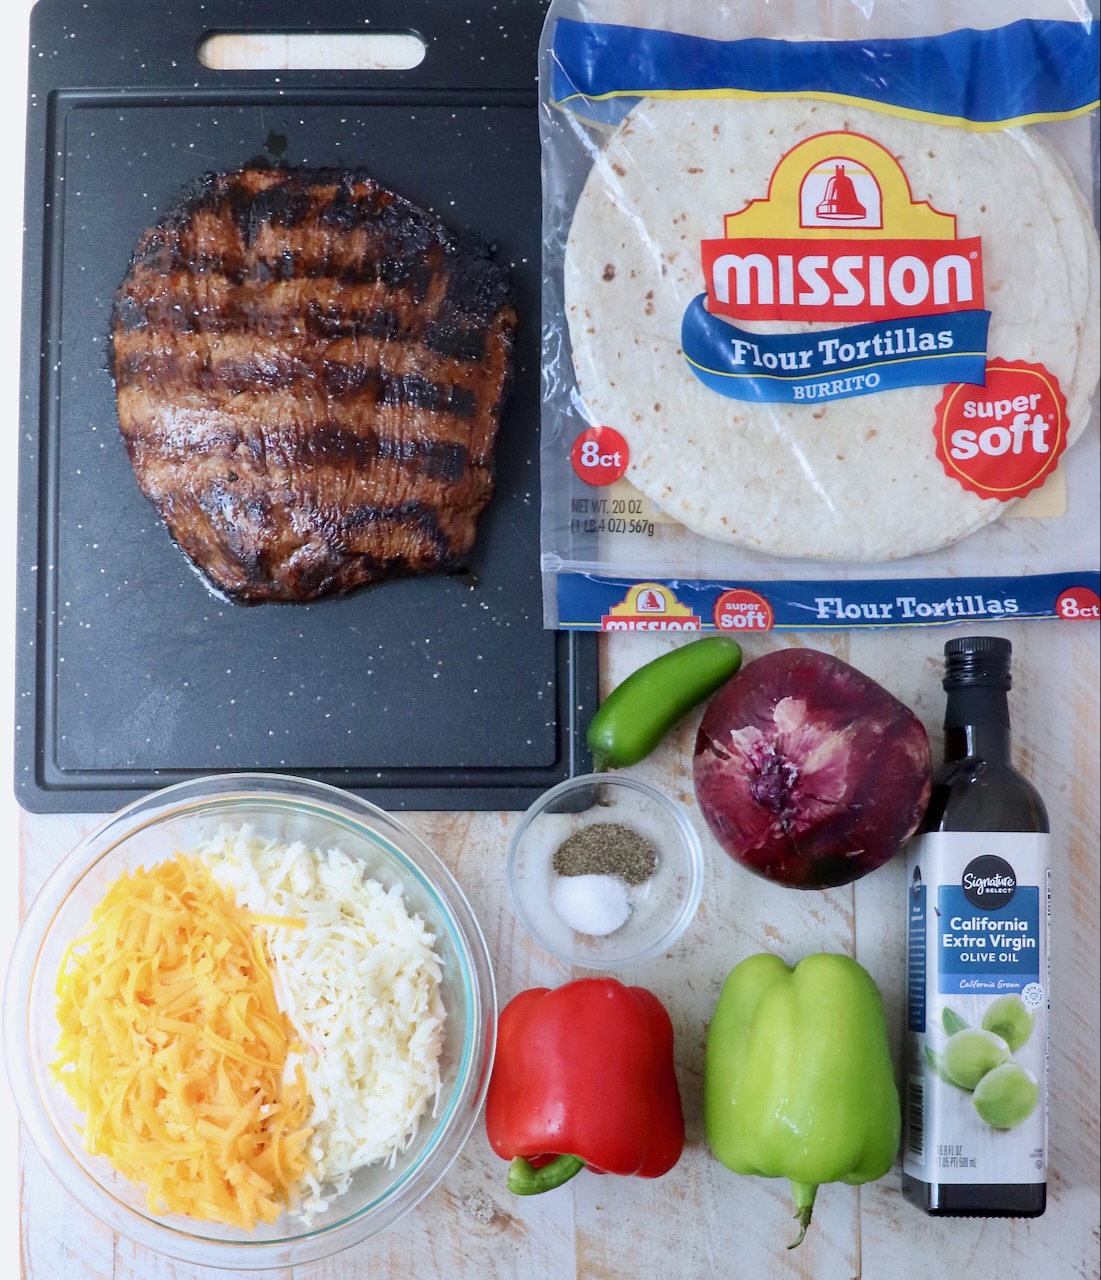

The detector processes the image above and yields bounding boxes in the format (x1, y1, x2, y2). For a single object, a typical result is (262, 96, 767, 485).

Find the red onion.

(693, 648, 932, 889)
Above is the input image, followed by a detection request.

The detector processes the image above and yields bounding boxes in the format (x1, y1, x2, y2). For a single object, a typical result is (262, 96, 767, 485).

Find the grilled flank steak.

(109, 167, 517, 603)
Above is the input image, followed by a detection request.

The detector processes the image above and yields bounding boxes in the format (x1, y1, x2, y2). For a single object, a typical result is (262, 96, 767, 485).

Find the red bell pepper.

(485, 977, 685, 1195)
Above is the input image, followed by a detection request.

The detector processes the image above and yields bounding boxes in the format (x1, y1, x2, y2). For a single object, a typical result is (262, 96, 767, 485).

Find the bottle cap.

(942, 635, 1012, 690)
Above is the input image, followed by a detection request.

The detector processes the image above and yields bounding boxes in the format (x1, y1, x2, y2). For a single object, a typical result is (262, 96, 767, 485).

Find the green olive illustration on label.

(972, 1062, 1041, 1130)
(941, 1028, 1010, 1090)
(980, 994, 1035, 1053)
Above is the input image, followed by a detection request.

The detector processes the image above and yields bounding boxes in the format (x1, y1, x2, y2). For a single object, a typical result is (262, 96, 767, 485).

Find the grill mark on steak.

(114, 349, 479, 417)
(115, 290, 491, 362)
(110, 166, 516, 603)
(131, 436, 491, 522)
(306, 301, 402, 343)
(126, 243, 505, 320)
(136, 243, 432, 291)
(120, 414, 476, 484)
(149, 459, 467, 600)
(129, 176, 511, 324)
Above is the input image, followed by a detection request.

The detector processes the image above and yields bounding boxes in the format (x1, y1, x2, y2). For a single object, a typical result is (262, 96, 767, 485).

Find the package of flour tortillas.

(538, 0, 1100, 631)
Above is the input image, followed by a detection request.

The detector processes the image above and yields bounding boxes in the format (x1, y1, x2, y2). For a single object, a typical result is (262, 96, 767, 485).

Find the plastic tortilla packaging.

(537, 0, 1101, 632)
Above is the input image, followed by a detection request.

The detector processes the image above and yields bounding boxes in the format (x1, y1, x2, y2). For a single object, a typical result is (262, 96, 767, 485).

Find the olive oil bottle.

(903, 635, 1048, 1217)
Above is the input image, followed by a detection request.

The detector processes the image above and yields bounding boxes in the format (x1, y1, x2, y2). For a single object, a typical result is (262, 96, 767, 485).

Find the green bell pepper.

(704, 952, 900, 1249)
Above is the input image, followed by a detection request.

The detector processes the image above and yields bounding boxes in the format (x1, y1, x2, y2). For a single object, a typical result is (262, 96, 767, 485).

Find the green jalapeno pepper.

(587, 636, 742, 770)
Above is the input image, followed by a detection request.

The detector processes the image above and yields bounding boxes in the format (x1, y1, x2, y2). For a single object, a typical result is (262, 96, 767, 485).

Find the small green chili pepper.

(587, 636, 742, 771)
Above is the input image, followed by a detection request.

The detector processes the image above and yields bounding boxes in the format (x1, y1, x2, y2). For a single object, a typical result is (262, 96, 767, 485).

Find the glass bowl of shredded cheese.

(4, 773, 496, 1269)
(507, 772, 705, 969)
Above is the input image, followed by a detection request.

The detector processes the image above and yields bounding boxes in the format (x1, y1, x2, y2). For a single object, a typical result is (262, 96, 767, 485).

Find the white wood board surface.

(16, 624, 1101, 1280)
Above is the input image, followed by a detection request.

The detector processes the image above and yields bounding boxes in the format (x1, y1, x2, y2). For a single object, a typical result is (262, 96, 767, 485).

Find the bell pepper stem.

(787, 1181, 818, 1250)
(507, 1155, 585, 1196)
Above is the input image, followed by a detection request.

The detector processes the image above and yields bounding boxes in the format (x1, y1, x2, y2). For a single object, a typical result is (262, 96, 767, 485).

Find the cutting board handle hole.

(198, 31, 427, 71)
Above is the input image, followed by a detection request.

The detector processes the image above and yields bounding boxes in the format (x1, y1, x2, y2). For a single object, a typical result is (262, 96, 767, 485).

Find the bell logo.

(807, 161, 877, 226)
(602, 583, 701, 631)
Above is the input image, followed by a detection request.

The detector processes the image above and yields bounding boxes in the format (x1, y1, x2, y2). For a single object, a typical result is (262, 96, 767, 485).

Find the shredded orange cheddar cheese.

(52, 854, 313, 1229)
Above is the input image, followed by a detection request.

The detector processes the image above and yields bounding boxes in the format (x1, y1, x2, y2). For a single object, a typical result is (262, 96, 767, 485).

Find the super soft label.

(935, 360, 1069, 500)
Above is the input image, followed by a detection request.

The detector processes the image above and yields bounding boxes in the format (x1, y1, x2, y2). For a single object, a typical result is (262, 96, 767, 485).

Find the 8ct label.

(571, 426, 630, 486)
(1055, 587, 1100, 620)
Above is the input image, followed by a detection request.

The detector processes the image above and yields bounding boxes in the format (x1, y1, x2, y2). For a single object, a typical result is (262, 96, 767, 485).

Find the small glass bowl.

(506, 773, 704, 969)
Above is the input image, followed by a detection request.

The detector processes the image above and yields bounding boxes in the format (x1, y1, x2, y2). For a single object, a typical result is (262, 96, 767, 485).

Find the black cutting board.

(14, 0, 596, 813)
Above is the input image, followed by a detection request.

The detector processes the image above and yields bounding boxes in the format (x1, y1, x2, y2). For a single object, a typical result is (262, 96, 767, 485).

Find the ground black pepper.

(552, 823, 657, 886)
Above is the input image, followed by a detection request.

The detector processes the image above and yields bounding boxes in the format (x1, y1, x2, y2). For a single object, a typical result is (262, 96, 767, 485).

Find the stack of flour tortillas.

(564, 96, 1100, 562)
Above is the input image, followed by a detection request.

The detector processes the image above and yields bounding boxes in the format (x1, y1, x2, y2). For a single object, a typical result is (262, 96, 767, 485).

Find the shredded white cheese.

(198, 824, 446, 1218)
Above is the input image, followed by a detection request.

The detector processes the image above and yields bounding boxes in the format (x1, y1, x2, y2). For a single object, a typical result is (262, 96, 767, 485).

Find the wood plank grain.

(17, 625, 1100, 1278)
(855, 623, 1101, 1278)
